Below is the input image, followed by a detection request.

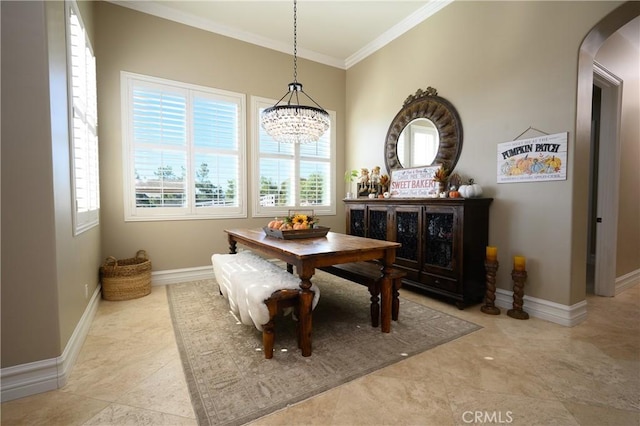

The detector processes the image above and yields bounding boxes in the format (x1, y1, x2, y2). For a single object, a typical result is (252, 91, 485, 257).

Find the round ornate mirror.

(384, 87, 463, 174)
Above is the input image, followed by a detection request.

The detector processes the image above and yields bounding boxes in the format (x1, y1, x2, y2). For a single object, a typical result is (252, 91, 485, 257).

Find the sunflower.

(292, 214, 308, 225)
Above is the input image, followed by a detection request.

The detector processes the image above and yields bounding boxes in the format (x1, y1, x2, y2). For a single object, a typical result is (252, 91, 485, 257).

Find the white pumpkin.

(459, 179, 483, 198)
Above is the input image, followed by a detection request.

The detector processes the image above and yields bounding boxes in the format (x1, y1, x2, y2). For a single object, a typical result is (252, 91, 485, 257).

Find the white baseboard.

(616, 268, 640, 295)
(1, 285, 102, 402)
(495, 289, 588, 327)
(151, 266, 214, 286)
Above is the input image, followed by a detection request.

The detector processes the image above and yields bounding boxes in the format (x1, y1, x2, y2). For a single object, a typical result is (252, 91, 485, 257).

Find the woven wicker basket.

(100, 250, 152, 301)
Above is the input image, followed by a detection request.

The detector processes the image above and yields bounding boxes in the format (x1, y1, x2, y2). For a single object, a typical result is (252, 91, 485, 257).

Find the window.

(121, 72, 246, 221)
(397, 119, 439, 168)
(67, 2, 100, 234)
(252, 97, 336, 218)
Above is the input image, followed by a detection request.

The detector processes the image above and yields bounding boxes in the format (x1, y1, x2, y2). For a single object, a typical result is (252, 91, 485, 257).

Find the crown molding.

(345, 0, 453, 69)
(107, 1, 451, 70)
(108, 0, 345, 69)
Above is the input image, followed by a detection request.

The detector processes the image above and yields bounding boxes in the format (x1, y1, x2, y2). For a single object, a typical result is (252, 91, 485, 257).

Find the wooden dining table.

(224, 228, 401, 357)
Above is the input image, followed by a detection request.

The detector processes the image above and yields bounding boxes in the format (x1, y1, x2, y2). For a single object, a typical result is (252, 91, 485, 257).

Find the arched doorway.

(574, 2, 640, 301)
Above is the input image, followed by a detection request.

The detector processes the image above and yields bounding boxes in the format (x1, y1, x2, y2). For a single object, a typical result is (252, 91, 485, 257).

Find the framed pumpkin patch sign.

(497, 132, 568, 183)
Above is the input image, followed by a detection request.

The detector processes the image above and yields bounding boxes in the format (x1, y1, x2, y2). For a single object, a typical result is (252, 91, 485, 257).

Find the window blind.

(68, 4, 99, 234)
(122, 73, 246, 220)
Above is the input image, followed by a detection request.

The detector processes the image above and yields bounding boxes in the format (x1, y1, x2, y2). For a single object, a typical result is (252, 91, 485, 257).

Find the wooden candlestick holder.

(507, 269, 529, 320)
(481, 259, 500, 315)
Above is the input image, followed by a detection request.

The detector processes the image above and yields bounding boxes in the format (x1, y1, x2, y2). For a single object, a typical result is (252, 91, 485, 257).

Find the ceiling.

(111, 1, 452, 69)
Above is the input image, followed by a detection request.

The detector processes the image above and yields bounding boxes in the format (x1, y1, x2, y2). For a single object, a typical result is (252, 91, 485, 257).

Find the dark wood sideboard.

(344, 198, 493, 308)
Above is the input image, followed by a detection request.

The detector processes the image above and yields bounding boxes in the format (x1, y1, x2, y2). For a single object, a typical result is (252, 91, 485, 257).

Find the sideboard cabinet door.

(422, 205, 460, 278)
(367, 205, 389, 241)
(393, 205, 422, 282)
(346, 203, 366, 237)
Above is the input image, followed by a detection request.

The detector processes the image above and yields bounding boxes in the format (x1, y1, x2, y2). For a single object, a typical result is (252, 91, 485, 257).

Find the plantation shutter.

(132, 84, 188, 210)
(257, 121, 295, 207)
(123, 72, 246, 220)
(69, 5, 99, 234)
(193, 94, 241, 207)
(299, 132, 331, 207)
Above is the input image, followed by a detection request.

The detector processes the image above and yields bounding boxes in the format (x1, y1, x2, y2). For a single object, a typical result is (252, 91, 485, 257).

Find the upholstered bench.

(318, 261, 405, 327)
(211, 252, 319, 359)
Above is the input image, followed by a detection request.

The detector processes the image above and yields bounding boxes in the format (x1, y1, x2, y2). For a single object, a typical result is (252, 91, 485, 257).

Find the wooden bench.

(318, 261, 405, 327)
(262, 288, 300, 359)
(212, 252, 318, 359)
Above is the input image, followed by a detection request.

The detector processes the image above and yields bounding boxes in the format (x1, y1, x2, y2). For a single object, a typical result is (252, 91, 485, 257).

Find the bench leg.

(392, 278, 401, 321)
(262, 320, 275, 359)
(263, 299, 280, 359)
(368, 282, 380, 328)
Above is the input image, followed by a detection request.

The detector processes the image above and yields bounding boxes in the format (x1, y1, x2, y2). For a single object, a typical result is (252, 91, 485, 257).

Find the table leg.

(297, 268, 315, 357)
(380, 251, 395, 333)
(380, 273, 392, 333)
(368, 282, 380, 328)
(227, 235, 237, 254)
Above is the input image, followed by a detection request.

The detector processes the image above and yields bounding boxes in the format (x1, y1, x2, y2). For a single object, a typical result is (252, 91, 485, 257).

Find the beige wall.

(1, 1, 101, 368)
(595, 27, 640, 277)
(94, 2, 347, 271)
(346, 1, 624, 305)
(46, 0, 103, 361)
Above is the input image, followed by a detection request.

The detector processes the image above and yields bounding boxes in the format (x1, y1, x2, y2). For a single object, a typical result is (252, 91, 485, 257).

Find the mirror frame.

(384, 87, 463, 174)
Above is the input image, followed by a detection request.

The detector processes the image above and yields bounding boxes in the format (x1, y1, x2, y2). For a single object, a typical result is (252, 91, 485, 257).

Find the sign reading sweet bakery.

(390, 165, 441, 198)
(497, 132, 568, 183)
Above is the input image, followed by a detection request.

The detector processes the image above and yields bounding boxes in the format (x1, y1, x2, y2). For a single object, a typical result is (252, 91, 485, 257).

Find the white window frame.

(251, 96, 336, 218)
(121, 72, 247, 221)
(67, 0, 100, 235)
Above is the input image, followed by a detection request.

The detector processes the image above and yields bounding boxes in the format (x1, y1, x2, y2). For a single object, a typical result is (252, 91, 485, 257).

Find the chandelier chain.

(293, 0, 297, 83)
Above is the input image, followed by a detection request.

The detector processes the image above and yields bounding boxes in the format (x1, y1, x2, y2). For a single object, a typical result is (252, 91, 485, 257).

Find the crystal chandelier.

(261, 0, 330, 144)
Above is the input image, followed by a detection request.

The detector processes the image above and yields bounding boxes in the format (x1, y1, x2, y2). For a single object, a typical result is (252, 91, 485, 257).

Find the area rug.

(167, 271, 480, 426)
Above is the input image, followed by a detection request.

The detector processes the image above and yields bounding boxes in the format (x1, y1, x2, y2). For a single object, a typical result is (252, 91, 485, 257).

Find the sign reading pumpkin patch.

(497, 132, 568, 183)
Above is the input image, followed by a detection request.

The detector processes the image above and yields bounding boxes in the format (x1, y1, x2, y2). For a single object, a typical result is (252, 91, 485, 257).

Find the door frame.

(592, 61, 622, 297)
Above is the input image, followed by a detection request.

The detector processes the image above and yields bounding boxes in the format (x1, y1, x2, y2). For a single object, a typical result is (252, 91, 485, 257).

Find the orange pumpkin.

(449, 190, 460, 198)
(268, 220, 283, 229)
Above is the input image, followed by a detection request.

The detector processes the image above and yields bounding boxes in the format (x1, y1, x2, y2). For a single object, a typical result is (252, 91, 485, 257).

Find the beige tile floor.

(2, 283, 639, 426)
